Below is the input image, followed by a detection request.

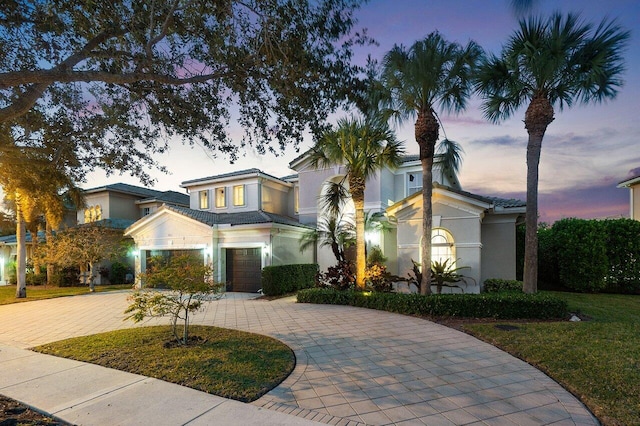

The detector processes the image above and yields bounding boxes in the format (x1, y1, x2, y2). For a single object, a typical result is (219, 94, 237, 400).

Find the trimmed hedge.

(483, 278, 523, 293)
(261, 264, 318, 296)
(538, 218, 640, 293)
(297, 288, 568, 319)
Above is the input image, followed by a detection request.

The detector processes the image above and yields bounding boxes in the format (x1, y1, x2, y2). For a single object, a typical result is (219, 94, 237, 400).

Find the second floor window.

(233, 185, 245, 206)
(215, 187, 226, 208)
(143, 207, 150, 216)
(407, 172, 422, 195)
(199, 190, 209, 209)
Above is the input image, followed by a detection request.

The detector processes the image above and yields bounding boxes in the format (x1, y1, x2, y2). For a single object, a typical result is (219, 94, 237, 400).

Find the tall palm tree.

(309, 116, 404, 289)
(381, 32, 482, 295)
(475, 13, 629, 293)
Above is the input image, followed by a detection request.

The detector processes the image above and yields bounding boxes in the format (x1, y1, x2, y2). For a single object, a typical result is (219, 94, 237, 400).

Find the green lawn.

(34, 325, 295, 402)
(463, 292, 640, 426)
(0, 284, 132, 305)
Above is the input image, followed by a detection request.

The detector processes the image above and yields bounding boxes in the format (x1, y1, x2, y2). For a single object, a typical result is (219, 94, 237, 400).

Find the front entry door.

(226, 248, 262, 292)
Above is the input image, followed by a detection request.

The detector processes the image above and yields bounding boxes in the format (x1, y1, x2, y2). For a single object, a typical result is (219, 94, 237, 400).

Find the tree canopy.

(1, 0, 367, 182)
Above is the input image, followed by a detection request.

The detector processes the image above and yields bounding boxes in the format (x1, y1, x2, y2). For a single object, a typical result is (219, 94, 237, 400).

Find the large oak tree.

(1, 0, 367, 181)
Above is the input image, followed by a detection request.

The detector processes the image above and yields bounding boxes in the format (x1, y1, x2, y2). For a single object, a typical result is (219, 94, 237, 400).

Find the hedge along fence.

(297, 288, 568, 320)
(261, 264, 318, 296)
(538, 218, 640, 294)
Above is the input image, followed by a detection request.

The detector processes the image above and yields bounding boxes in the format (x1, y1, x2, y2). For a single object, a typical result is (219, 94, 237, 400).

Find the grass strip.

(0, 284, 132, 305)
(463, 293, 640, 426)
(34, 325, 295, 402)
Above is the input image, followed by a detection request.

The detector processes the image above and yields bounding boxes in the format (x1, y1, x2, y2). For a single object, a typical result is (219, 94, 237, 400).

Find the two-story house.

(124, 169, 314, 292)
(0, 183, 189, 286)
(290, 153, 525, 292)
(124, 154, 525, 293)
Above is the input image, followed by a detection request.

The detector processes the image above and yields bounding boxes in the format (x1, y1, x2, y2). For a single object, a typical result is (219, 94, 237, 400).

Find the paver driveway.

(0, 291, 598, 425)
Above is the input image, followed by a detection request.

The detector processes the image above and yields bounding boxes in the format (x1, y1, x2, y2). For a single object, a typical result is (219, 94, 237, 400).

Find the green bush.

(553, 219, 608, 292)
(26, 272, 47, 286)
(602, 219, 640, 294)
(261, 264, 318, 296)
(297, 288, 568, 319)
(110, 261, 130, 284)
(51, 267, 81, 287)
(537, 218, 640, 294)
(483, 278, 523, 293)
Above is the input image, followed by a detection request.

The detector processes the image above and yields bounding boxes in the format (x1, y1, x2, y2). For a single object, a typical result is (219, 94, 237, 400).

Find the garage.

(226, 248, 262, 292)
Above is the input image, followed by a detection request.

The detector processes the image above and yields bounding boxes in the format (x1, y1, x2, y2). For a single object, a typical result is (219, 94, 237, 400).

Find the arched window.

(95, 205, 102, 221)
(431, 228, 455, 264)
(84, 208, 91, 223)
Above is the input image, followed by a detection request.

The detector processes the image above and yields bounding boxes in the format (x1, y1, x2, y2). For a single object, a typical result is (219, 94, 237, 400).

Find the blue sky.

(87, 0, 640, 223)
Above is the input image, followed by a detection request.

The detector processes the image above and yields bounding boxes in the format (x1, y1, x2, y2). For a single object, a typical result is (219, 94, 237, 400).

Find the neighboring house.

(0, 231, 44, 285)
(617, 174, 640, 221)
(0, 183, 190, 286)
(124, 169, 314, 292)
(290, 152, 525, 293)
(79, 183, 190, 225)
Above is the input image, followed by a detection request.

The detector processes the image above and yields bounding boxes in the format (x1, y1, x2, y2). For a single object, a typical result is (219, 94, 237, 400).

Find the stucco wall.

(78, 193, 110, 223)
(632, 185, 640, 220)
(109, 193, 144, 221)
(481, 215, 519, 285)
(271, 231, 314, 266)
(261, 181, 290, 215)
(390, 195, 486, 293)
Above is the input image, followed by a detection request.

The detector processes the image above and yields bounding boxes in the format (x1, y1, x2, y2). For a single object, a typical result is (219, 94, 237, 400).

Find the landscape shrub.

(110, 261, 130, 284)
(297, 288, 568, 319)
(602, 219, 640, 294)
(261, 264, 318, 296)
(316, 261, 355, 291)
(25, 272, 47, 286)
(552, 218, 608, 292)
(537, 225, 560, 290)
(51, 266, 81, 287)
(483, 278, 523, 293)
(537, 218, 640, 293)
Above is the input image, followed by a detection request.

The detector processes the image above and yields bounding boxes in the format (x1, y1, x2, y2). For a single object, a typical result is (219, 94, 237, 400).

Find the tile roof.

(138, 191, 189, 206)
(164, 205, 313, 229)
(181, 168, 289, 186)
(83, 183, 161, 198)
(433, 183, 526, 209)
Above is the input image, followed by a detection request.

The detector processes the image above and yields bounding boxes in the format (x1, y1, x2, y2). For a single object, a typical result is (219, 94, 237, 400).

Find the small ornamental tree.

(38, 223, 129, 290)
(124, 254, 224, 345)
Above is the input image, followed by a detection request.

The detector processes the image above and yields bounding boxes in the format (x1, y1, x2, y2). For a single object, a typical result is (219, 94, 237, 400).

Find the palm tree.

(435, 138, 464, 190)
(381, 32, 482, 295)
(309, 117, 404, 290)
(475, 13, 629, 293)
(299, 213, 355, 264)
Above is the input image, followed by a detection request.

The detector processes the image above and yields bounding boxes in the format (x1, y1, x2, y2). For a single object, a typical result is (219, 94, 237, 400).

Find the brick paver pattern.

(0, 291, 598, 425)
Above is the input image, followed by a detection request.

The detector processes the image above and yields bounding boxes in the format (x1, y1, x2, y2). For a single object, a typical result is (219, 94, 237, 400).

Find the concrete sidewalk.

(0, 344, 323, 425)
(0, 291, 599, 425)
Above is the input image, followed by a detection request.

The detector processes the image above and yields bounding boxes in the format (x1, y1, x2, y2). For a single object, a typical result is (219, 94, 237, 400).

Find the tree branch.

(1, 69, 227, 87)
(0, 29, 122, 123)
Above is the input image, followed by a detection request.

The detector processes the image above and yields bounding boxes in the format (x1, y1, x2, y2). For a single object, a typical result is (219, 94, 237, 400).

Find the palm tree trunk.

(421, 157, 434, 295)
(350, 176, 367, 290)
(523, 96, 554, 294)
(46, 221, 54, 286)
(15, 197, 27, 298)
(416, 108, 439, 295)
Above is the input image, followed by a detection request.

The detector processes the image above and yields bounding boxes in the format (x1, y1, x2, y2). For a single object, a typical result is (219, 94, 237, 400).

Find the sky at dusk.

(85, 0, 640, 224)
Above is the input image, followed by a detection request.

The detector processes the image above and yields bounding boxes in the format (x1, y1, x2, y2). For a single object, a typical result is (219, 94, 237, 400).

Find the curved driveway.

(0, 291, 597, 425)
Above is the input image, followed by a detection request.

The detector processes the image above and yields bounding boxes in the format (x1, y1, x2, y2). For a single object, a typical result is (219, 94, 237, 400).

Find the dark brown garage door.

(226, 248, 262, 292)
